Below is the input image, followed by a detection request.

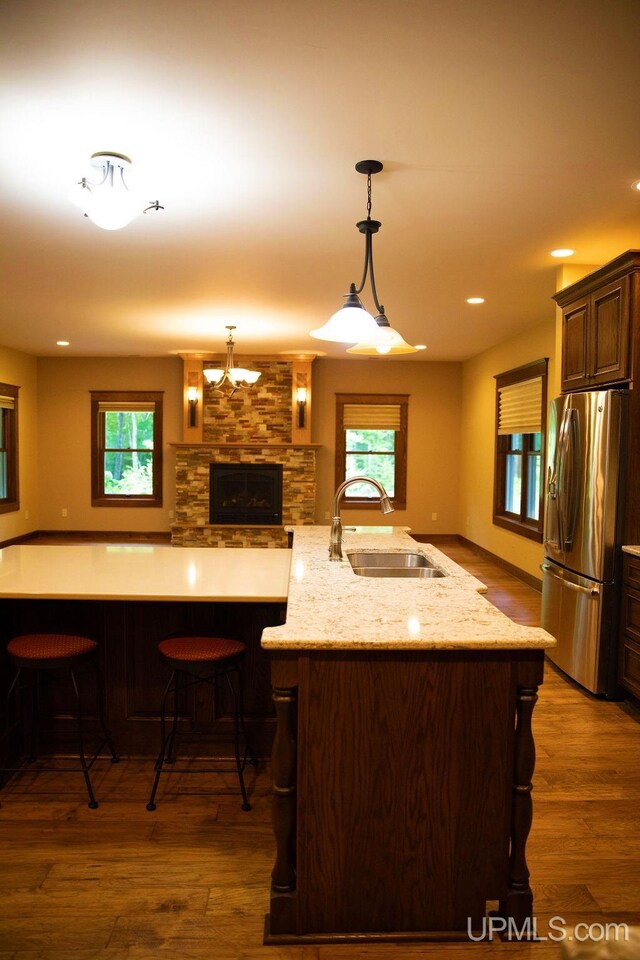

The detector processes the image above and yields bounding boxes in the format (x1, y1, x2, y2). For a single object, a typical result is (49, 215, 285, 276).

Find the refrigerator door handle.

(555, 408, 570, 550)
(541, 564, 600, 597)
(561, 409, 579, 549)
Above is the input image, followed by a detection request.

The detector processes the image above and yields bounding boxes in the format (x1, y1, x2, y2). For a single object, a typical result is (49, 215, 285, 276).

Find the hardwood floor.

(0, 537, 639, 959)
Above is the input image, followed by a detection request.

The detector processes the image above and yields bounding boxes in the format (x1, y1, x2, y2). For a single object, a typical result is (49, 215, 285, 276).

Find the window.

(335, 394, 408, 509)
(493, 359, 547, 541)
(91, 391, 163, 507)
(0, 383, 19, 515)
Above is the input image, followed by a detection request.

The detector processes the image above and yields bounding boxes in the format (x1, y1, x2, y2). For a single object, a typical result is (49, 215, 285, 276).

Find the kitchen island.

(261, 526, 556, 944)
(0, 544, 291, 756)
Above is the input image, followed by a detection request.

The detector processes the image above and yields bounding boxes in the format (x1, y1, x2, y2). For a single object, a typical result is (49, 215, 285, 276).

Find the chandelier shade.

(347, 314, 418, 355)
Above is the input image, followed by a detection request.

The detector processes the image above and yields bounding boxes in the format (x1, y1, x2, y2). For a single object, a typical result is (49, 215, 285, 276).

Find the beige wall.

(459, 318, 557, 579)
(37, 357, 182, 532)
(0, 344, 39, 542)
(311, 358, 462, 534)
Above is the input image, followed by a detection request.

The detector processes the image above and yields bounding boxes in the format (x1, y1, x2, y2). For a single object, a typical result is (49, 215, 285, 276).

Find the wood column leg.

(499, 683, 539, 934)
(267, 682, 297, 936)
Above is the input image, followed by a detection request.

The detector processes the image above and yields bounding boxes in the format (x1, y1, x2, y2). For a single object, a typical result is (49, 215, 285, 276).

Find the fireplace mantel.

(171, 442, 322, 449)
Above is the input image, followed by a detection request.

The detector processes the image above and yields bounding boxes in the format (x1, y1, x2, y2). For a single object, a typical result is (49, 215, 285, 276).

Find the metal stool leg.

(69, 668, 98, 809)
(147, 669, 176, 811)
(225, 669, 250, 811)
(236, 663, 257, 767)
(1, 667, 22, 787)
(92, 658, 119, 764)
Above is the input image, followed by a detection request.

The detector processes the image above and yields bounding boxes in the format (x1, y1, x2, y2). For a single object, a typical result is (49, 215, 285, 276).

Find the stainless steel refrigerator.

(541, 389, 626, 696)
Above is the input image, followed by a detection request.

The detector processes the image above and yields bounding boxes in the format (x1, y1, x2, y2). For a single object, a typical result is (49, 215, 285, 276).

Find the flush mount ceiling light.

(69, 152, 164, 231)
(550, 248, 575, 258)
(203, 326, 261, 399)
(311, 161, 418, 354)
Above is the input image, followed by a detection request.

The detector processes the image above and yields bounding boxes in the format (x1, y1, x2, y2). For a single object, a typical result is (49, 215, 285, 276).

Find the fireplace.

(209, 463, 283, 525)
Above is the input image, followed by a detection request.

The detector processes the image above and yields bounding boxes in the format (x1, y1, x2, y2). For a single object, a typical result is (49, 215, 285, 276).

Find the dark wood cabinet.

(619, 554, 640, 699)
(554, 252, 639, 392)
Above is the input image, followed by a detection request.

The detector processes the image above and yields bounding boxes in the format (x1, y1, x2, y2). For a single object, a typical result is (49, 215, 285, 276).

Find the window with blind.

(335, 394, 408, 509)
(493, 359, 547, 541)
(0, 382, 19, 514)
(91, 391, 163, 506)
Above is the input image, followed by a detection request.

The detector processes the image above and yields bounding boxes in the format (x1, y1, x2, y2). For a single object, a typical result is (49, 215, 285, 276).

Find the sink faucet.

(329, 476, 394, 560)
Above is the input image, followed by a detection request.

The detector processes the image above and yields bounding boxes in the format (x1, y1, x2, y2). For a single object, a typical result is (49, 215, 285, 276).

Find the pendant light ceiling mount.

(310, 160, 418, 354)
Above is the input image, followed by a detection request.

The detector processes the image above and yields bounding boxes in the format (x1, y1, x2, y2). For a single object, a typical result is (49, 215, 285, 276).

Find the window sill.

(92, 497, 163, 508)
(493, 514, 543, 543)
(0, 499, 19, 515)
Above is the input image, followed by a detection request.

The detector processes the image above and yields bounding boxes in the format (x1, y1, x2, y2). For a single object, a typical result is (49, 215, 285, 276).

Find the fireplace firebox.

(209, 463, 283, 525)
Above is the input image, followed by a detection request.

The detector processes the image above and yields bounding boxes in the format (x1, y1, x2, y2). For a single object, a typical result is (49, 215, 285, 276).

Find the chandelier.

(69, 152, 164, 231)
(203, 327, 261, 398)
(310, 160, 418, 354)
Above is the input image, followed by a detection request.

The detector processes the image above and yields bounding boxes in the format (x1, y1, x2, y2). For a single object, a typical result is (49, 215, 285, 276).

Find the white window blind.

(0, 395, 15, 410)
(343, 404, 401, 430)
(97, 401, 155, 413)
(497, 377, 542, 435)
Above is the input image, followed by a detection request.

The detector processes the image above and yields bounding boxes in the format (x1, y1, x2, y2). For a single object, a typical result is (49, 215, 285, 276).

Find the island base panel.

(268, 649, 544, 941)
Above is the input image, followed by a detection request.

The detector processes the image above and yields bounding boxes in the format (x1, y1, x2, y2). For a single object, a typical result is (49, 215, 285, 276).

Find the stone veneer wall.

(203, 360, 292, 443)
(171, 445, 316, 547)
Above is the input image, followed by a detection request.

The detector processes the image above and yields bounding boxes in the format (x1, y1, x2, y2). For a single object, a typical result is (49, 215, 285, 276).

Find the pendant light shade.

(347, 314, 418, 355)
(310, 285, 382, 343)
(311, 160, 418, 353)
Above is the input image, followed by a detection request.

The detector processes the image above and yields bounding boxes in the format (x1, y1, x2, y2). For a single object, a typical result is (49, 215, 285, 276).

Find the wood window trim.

(91, 391, 163, 507)
(493, 359, 547, 542)
(0, 382, 19, 515)
(335, 393, 408, 510)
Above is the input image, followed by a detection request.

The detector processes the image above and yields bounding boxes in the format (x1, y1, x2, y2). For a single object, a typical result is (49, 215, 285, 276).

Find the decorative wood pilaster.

(500, 682, 539, 928)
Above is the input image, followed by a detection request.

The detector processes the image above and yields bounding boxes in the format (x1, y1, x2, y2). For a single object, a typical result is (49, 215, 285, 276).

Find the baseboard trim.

(0, 529, 172, 548)
(457, 535, 542, 592)
(411, 532, 542, 592)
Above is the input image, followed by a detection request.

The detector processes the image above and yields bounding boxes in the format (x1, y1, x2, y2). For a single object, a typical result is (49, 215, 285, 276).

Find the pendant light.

(311, 160, 418, 354)
(203, 326, 261, 399)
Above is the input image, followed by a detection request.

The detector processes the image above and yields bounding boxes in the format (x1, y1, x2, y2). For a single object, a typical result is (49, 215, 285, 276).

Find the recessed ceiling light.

(56, 340, 70, 346)
(631, 179, 640, 192)
(550, 248, 575, 258)
(415, 344, 427, 351)
(466, 297, 485, 304)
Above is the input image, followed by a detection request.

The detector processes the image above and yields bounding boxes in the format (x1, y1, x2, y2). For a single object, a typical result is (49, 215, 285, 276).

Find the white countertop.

(0, 544, 291, 602)
(261, 526, 556, 651)
(622, 545, 640, 557)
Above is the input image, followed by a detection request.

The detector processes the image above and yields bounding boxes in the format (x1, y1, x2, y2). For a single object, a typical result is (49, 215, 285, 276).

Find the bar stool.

(146, 635, 255, 812)
(0, 633, 119, 808)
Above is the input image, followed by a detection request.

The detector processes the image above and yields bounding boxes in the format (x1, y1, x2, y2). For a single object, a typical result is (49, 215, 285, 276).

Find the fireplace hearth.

(210, 463, 283, 525)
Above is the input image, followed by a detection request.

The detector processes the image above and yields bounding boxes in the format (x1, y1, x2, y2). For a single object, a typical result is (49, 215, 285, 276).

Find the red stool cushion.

(158, 636, 246, 663)
(7, 633, 97, 661)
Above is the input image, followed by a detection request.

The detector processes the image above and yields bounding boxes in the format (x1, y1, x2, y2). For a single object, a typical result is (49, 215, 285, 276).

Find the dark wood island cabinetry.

(261, 527, 556, 944)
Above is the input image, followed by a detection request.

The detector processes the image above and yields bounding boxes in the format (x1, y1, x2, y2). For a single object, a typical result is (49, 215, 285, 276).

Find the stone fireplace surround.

(173, 354, 317, 547)
(171, 442, 316, 547)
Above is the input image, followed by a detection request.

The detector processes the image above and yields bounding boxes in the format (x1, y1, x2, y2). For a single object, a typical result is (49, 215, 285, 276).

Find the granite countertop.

(261, 525, 556, 651)
(0, 544, 291, 602)
(622, 546, 640, 557)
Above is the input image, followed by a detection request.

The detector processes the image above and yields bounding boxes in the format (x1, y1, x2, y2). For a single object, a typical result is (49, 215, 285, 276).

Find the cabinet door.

(590, 276, 630, 385)
(561, 296, 590, 391)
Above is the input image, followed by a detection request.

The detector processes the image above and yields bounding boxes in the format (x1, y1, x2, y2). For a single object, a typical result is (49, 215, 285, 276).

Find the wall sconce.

(297, 386, 308, 428)
(187, 385, 198, 427)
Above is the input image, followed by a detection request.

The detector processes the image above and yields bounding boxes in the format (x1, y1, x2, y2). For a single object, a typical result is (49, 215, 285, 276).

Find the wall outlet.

(431, 512, 438, 521)
(168, 509, 175, 520)
(61, 507, 68, 518)
(24, 509, 29, 520)
(324, 511, 330, 520)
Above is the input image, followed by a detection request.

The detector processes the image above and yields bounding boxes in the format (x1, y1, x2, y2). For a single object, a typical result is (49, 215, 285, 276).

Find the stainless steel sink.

(346, 551, 446, 578)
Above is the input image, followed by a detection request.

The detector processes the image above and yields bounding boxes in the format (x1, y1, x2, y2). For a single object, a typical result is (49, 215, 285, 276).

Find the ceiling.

(1, 0, 639, 362)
